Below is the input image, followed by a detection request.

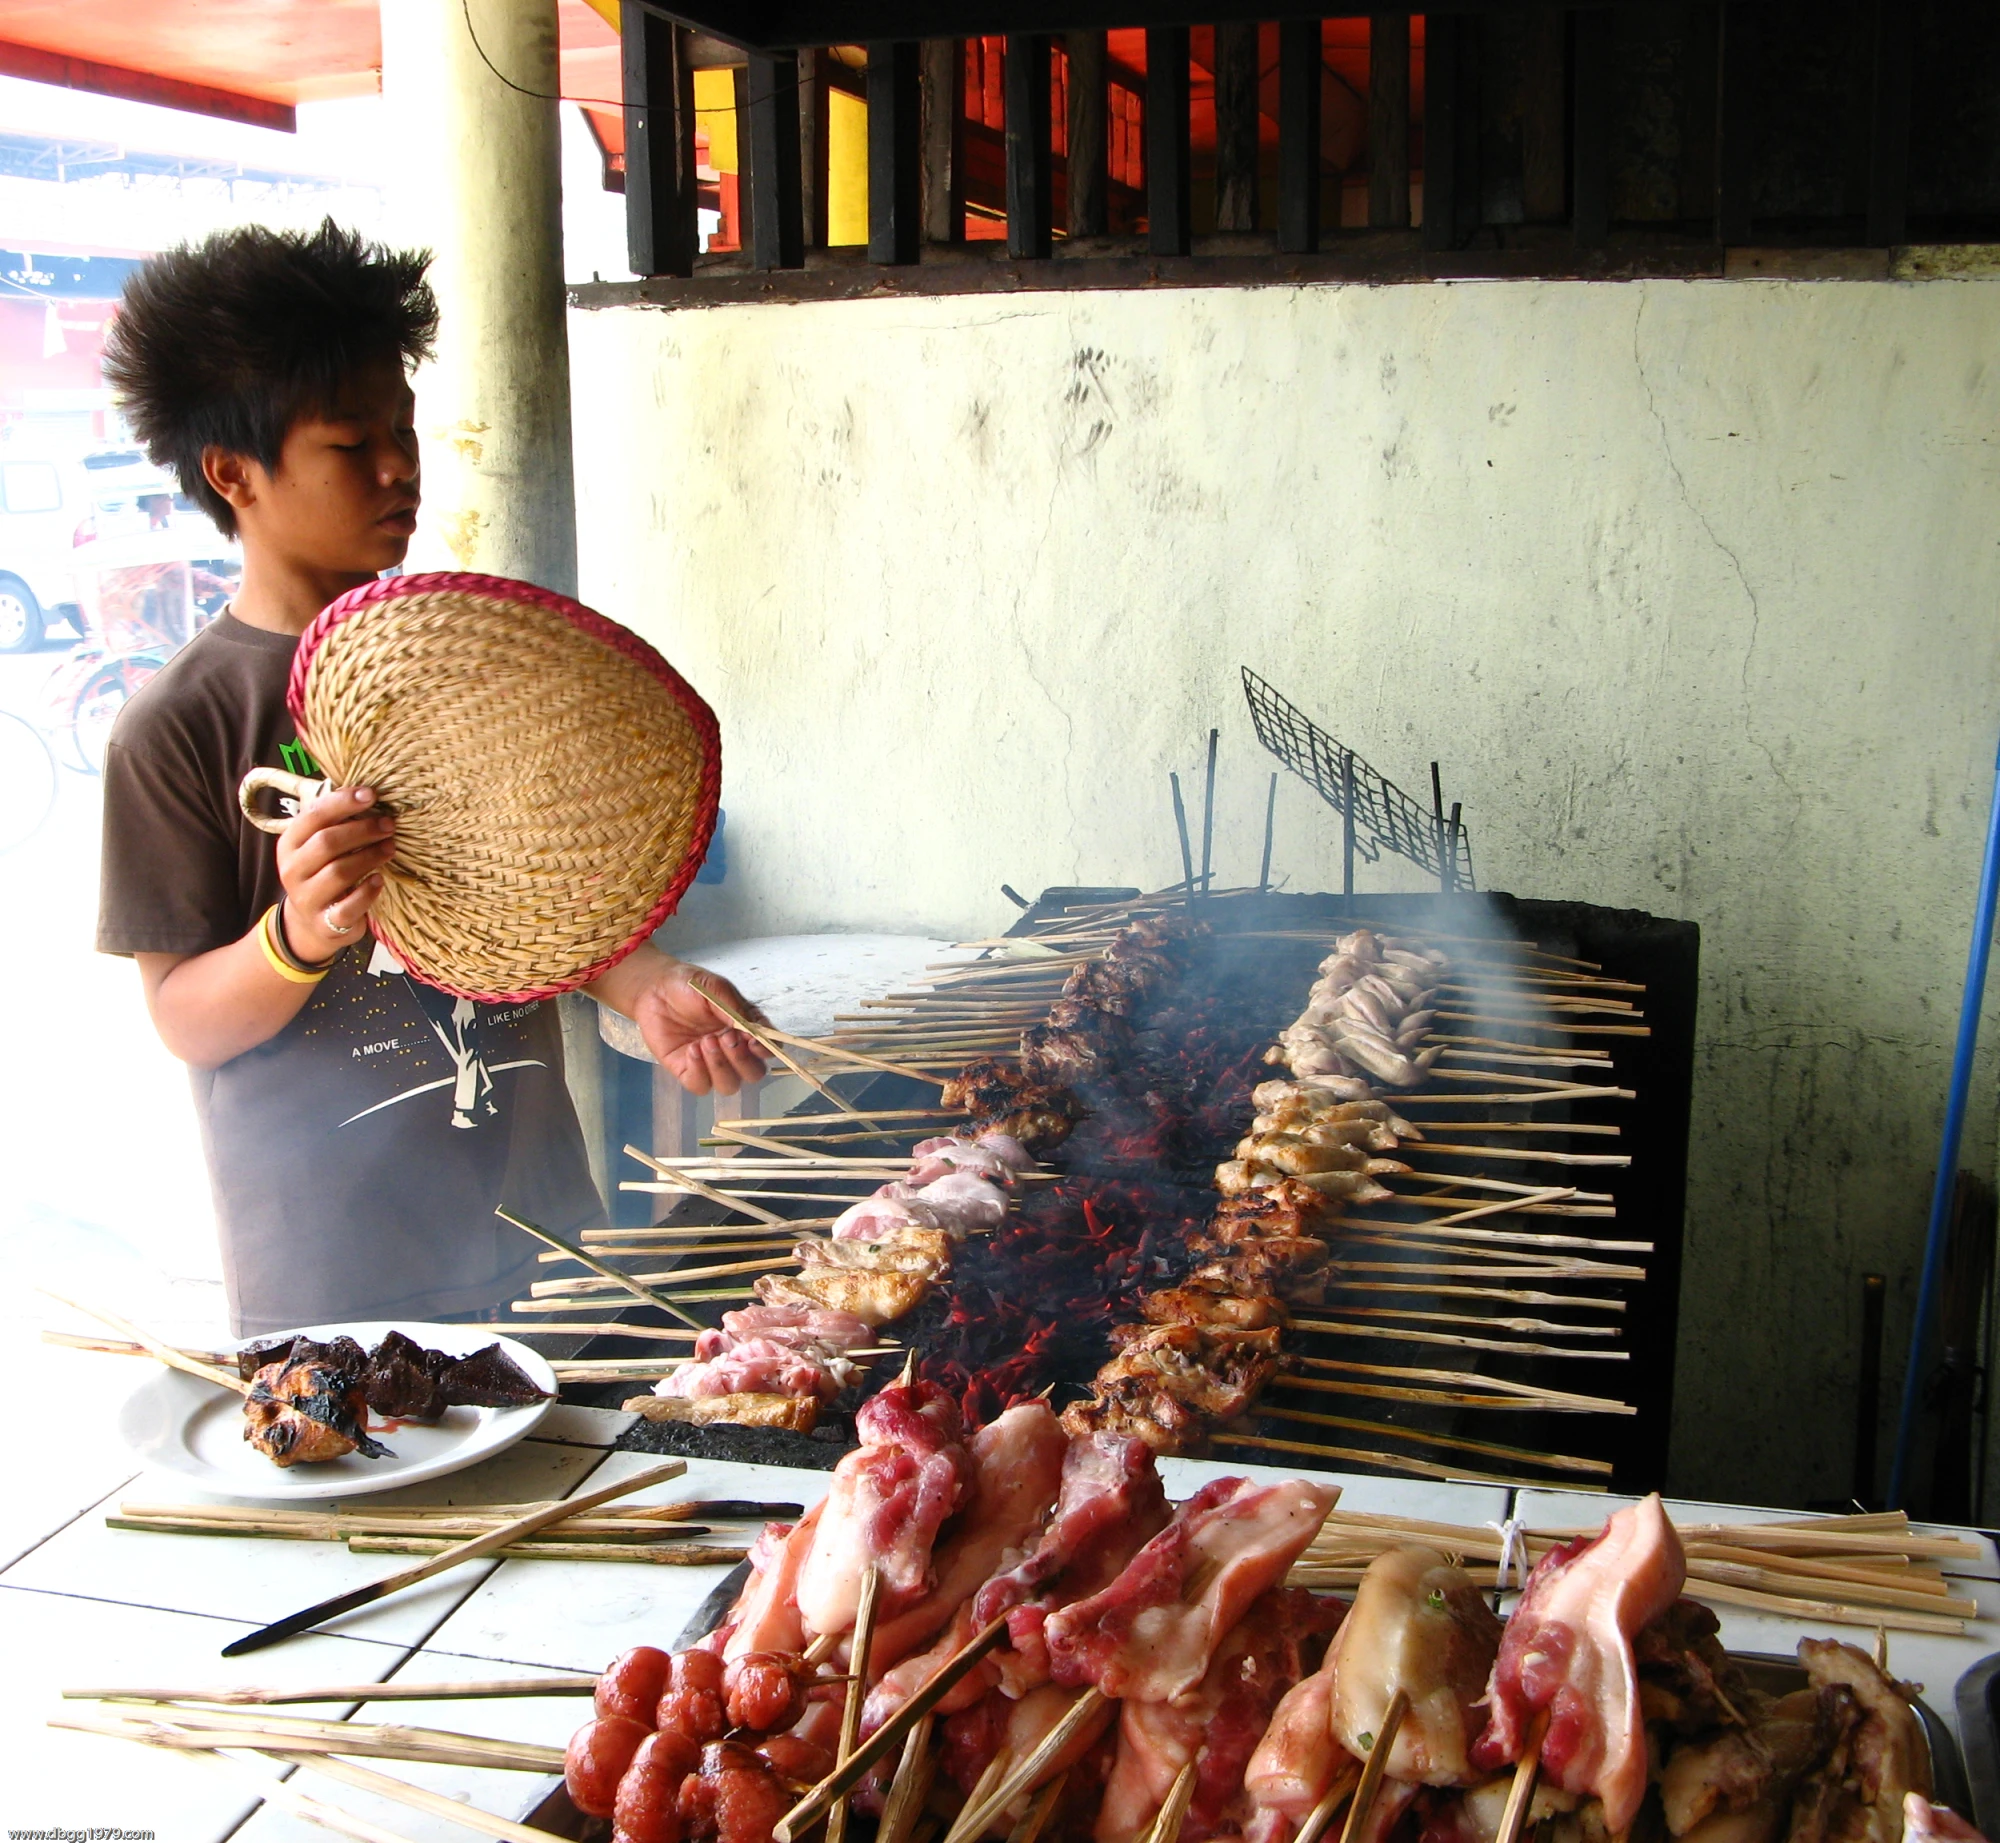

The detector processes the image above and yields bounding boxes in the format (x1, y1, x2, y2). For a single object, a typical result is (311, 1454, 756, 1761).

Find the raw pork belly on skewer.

(1473, 1492, 1689, 1832)
(796, 1377, 975, 1637)
(1045, 1475, 1339, 1704)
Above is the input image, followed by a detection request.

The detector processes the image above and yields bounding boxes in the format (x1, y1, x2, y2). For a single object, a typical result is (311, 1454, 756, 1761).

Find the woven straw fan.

(239, 573, 720, 1002)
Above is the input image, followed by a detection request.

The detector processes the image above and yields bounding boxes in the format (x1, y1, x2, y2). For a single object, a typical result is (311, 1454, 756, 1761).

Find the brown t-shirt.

(97, 613, 603, 1336)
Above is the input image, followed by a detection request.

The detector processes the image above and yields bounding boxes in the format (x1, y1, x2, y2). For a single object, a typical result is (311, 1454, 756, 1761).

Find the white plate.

(116, 1320, 557, 1500)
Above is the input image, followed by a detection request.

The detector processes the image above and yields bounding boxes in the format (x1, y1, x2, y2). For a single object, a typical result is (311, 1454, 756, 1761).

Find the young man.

(97, 220, 766, 1335)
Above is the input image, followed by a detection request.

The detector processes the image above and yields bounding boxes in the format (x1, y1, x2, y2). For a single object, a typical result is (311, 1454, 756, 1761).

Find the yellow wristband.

(257, 905, 329, 984)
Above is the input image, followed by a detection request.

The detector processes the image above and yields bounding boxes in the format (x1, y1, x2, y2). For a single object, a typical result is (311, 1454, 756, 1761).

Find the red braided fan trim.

(294, 571, 723, 1003)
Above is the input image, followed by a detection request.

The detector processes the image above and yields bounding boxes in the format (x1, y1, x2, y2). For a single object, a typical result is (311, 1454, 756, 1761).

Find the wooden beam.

(622, 1, 698, 279)
(1146, 25, 1192, 254)
(1368, 12, 1411, 228)
(867, 40, 922, 263)
(1570, 6, 1612, 246)
(1421, 11, 1462, 250)
(747, 50, 804, 269)
(1005, 33, 1055, 258)
(1714, 0, 1756, 245)
(732, 65, 754, 258)
(921, 39, 967, 244)
(0, 40, 295, 132)
(646, 1, 1684, 48)
(1066, 30, 1110, 237)
(1674, 1, 1717, 229)
(1861, 0, 1912, 247)
(800, 47, 831, 248)
(1213, 20, 1260, 232)
(1278, 18, 1323, 252)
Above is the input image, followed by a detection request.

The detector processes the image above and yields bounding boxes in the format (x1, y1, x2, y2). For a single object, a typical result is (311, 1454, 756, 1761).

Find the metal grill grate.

(1241, 666, 1475, 892)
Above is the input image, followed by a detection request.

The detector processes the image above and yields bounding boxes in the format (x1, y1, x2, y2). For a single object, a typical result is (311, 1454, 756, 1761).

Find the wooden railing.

(606, 4, 1949, 292)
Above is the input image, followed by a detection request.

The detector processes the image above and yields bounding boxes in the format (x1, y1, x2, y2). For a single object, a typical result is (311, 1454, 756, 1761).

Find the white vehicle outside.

(0, 445, 239, 652)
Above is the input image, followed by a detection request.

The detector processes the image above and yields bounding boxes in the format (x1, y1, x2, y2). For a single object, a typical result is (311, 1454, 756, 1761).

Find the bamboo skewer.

(39, 1290, 253, 1397)
(1407, 1143, 1630, 1168)
(877, 1714, 938, 1843)
(774, 1617, 1012, 1843)
(279, 1752, 571, 1843)
(619, 1146, 791, 1226)
(1146, 1760, 1200, 1843)
(1291, 1762, 1362, 1843)
(495, 1209, 706, 1332)
(67, 1677, 598, 1704)
(1290, 1320, 1628, 1360)
(1335, 1687, 1409, 1843)
(828, 1564, 884, 1843)
(71, 1728, 430, 1843)
(55, 1703, 566, 1771)
(1298, 1309, 1620, 1338)
(1009, 1772, 1069, 1843)
(1494, 1710, 1549, 1843)
(948, 1687, 1109, 1843)
(218, 1458, 687, 1657)
(347, 1537, 751, 1565)
(529, 1254, 797, 1299)
(1258, 1410, 1615, 1478)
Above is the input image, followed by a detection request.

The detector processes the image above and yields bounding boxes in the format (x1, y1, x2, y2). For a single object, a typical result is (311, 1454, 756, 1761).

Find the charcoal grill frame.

(1002, 886, 1699, 1493)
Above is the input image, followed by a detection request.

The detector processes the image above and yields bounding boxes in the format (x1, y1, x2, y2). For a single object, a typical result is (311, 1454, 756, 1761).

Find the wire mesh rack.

(1241, 666, 1475, 892)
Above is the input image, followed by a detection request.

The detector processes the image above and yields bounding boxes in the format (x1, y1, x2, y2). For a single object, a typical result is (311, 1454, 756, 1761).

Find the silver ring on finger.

(322, 908, 357, 936)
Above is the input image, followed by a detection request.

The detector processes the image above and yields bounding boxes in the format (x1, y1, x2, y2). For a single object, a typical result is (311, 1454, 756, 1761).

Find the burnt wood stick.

(1199, 726, 1219, 892)
(1170, 772, 1195, 896)
(218, 1459, 686, 1657)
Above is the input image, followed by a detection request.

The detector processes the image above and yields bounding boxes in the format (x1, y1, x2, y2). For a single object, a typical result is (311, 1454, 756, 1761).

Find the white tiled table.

(8, 1409, 1998, 1843)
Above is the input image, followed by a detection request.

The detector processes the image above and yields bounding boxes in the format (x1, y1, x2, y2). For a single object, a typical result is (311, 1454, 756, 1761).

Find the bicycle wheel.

(68, 655, 159, 774)
(0, 709, 59, 853)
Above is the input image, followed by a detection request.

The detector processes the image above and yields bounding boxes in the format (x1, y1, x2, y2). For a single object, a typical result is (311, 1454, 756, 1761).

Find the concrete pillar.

(379, 0, 579, 597)
(381, 0, 602, 1203)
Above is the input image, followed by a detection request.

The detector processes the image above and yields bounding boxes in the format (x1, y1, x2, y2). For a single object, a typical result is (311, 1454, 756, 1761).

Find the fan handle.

(238, 765, 331, 834)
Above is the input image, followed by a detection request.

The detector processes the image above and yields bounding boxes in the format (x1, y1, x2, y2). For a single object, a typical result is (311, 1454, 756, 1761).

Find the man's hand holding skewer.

(585, 945, 771, 1095)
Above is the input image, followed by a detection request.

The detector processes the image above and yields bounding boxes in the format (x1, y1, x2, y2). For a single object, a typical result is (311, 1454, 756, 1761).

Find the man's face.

(217, 357, 420, 577)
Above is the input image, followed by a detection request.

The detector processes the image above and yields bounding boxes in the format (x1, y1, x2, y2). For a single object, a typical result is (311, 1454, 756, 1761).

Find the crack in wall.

(1631, 292, 1805, 825)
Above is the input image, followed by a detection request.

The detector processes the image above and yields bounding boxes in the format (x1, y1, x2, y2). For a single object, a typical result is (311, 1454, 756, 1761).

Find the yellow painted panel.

(695, 67, 737, 172)
(829, 86, 867, 246)
(579, 0, 620, 29)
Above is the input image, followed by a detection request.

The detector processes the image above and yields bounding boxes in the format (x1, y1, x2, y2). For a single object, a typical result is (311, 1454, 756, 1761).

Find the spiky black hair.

(101, 218, 437, 538)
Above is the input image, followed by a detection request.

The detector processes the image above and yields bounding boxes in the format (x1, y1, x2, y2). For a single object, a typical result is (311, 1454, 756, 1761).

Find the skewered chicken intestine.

(795, 1377, 972, 1634)
(1472, 1492, 1688, 1833)
(1326, 1547, 1504, 1786)
(1045, 1475, 1338, 1703)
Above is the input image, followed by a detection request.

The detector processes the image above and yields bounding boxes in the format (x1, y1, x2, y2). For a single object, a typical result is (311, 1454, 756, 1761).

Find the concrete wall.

(565, 273, 2000, 1510)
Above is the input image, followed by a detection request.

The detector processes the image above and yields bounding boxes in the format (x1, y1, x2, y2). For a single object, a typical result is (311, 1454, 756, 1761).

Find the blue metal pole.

(1888, 730, 2000, 1509)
